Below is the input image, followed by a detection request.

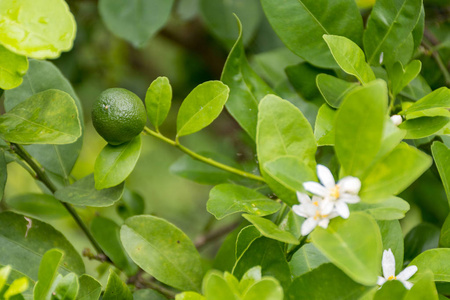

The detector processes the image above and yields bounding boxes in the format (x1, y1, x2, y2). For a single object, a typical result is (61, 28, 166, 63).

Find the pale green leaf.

(400, 117, 450, 139)
(404, 271, 438, 300)
(409, 249, 450, 282)
(3, 276, 28, 300)
(53, 273, 79, 300)
(389, 60, 422, 96)
(242, 278, 283, 300)
(6, 193, 69, 220)
(314, 104, 336, 146)
(33, 249, 64, 300)
(242, 214, 299, 245)
(145, 76, 172, 130)
(351, 197, 410, 220)
(203, 271, 237, 300)
(77, 275, 101, 300)
(0, 45, 28, 90)
(401, 87, 450, 119)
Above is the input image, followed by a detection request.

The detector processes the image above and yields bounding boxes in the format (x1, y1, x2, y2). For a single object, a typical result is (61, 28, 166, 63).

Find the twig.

(194, 221, 240, 250)
(128, 270, 177, 299)
(422, 28, 450, 86)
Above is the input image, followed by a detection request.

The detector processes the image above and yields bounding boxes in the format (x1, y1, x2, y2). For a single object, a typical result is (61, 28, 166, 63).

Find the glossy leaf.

(103, 269, 132, 300)
(0, 45, 28, 90)
(0, 212, 85, 281)
(440, 214, 450, 248)
(77, 275, 101, 300)
(351, 197, 410, 220)
(221, 17, 273, 140)
(0, 0, 76, 59)
(409, 249, 450, 282)
(98, 0, 175, 47)
(314, 104, 336, 146)
(374, 280, 407, 300)
(287, 263, 370, 299)
(431, 142, 450, 205)
(363, 0, 423, 65)
(121, 215, 203, 291)
(53, 273, 79, 300)
(33, 249, 64, 300)
(55, 174, 125, 207)
(5, 193, 69, 220)
(404, 271, 438, 300)
(0, 150, 6, 200)
(323, 35, 375, 84)
(377, 220, 404, 273)
(316, 74, 359, 108)
(202, 271, 237, 300)
(400, 117, 449, 139)
(389, 60, 422, 96)
(145, 76, 172, 130)
(177, 81, 230, 137)
(242, 214, 299, 245)
(175, 291, 204, 300)
(0, 89, 81, 144)
(94, 135, 141, 190)
(361, 143, 432, 202)
(289, 243, 329, 278)
(402, 87, 450, 119)
(242, 278, 283, 300)
(311, 212, 382, 286)
(207, 184, 281, 220)
(235, 226, 261, 259)
(4, 60, 84, 180)
(335, 80, 387, 177)
(260, 0, 363, 68)
(376, 117, 407, 160)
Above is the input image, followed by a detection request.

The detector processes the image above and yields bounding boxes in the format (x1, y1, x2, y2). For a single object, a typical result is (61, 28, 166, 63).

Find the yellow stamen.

(330, 185, 340, 198)
(388, 275, 396, 280)
(312, 201, 319, 206)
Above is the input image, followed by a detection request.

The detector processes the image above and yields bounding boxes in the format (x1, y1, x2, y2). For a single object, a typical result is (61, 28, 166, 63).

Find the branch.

(195, 221, 240, 250)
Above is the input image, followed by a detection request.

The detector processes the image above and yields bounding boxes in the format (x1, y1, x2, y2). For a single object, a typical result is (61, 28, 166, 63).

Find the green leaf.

(376, 117, 407, 160)
(287, 263, 371, 299)
(175, 291, 204, 300)
(335, 80, 388, 177)
(91, 216, 138, 276)
(176, 81, 230, 137)
(242, 278, 283, 300)
(116, 188, 145, 221)
(314, 104, 336, 146)
(235, 226, 261, 261)
(0, 150, 6, 200)
(33, 249, 64, 300)
(374, 280, 407, 300)
(134, 289, 167, 300)
(0, 89, 81, 144)
(0, 266, 11, 291)
(260, 0, 363, 68)
(5, 193, 69, 220)
(3, 276, 28, 300)
(120, 215, 203, 292)
(0, 0, 76, 59)
(221, 17, 273, 140)
(202, 271, 237, 300)
(242, 214, 299, 245)
(404, 271, 439, 300)
(0, 45, 28, 90)
(316, 74, 359, 108)
(311, 212, 382, 286)
(323, 35, 375, 84)
(363, 0, 423, 65)
(98, 0, 174, 47)
(53, 273, 79, 300)
(409, 249, 450, 282)
(351, 197, 410, 220)
(145, 76, 172, 130)
(94, 135, 141, 190)
(77, 275, 101, 300)
(432, 142, 450, 205)
(400, 117, 450, 139)
(207, 184, 281, 220)
(402, 88, 450, 119)
(103, 270, 132, 300)
(199, 0, 261, 47)
(289, 243, 329, 278)
(232, 237, 291, 291)
(378, 220, 404, 273)
(0, 212, 85, 281)
(4, 60, 84, 180)
(440, 214, 450, 248)
(361, 143, 432, 202)
(404, 223, 440, 265)
(388, 60, 422, 96)
(256, 94, 316, 205)
(55, 174, 125, 207)
(285, 62, 332, 100)
(213, 225, 244, 272)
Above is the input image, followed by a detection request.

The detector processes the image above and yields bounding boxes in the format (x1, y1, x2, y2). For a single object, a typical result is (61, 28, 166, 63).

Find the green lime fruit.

(92, 88, 147, 145)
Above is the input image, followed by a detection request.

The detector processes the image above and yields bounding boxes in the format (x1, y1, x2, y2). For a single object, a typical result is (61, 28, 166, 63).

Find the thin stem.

(10, 143, 106, 256)
(143, 127, 266, 183)
(194, 221, 240, 250)
(422, 29, 450, 87)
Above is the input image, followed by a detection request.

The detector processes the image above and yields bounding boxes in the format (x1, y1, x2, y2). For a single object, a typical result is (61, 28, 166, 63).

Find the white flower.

(390, 115, 403, 126)
(292, 192, 338, 236)
(303, 165, 361, 219)
(377, 249, 418, 290)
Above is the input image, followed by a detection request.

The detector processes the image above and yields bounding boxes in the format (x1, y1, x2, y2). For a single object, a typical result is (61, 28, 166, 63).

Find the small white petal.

(335, 201, 350, 219)
(303, 182, 328, 197)
(382, 249, 396, 279)
(399, 280, 413, 290)
(397, 265, 418, 281)
(320, 199, 334, 215)
(301, 218, 318, 236)
(338, 176, 361, 194)
(340, 194, 361, 204)
(390, 115, 403, 126)
(377, 276, 387, 286)
(292, 205, 307, 218)
(318, 218, 330, 229)
(328, 211, 339, 219)
(317, 164, 335, 189)
(296, 191, 311, 204)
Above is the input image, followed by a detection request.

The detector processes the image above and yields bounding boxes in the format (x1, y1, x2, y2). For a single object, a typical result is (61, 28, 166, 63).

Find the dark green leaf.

(289, 243, 329, 278)
(77, 275, 101, 300)
(134, 289, 167, 300)
(94, 136, 142, 190)
(0, 45, 28, 90)
(388, 60, 422, 96)
(404, 223, 440, 265)
(116, 188, 145, 221)
(0, 150, 6, 200)
(5, 193, 69, 220)
(285, 62, 331, 100)
(261, 0, 363, 68)
(432, 142, 450, 205)
(316, 74, 359, 108)
(242, 214, 298, 245)
(55, 174, 124, 207)
(103, 270, 132, 300)
(378, 220, 404, 273)
(235, 226, 261, 259)
(145, 76, 172, 130)
(0, 90, 81, 145)
(33, 249, 64, 300)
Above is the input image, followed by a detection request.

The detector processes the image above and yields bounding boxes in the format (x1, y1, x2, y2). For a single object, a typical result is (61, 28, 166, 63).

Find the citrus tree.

(0, 0, 450, 299)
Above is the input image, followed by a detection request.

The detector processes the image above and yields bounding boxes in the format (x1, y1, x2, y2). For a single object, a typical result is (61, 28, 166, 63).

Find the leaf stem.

(142, 126, 265, 183)
(10, 143, 106, 257)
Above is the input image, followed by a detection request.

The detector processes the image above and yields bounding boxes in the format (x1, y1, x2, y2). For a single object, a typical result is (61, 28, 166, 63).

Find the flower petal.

(340, 194, 360, 204)
(292, 205, 308, 218)
(335, 201, 350, 219)
(399, 280, 413, 290)
(303, 182, 328, 197)
(296, 191, 311, 204)
(338, 176, 361, 194)
(377, 276, 386, 286)
(301, 218, 318, 236)
(397, 265, 418, 281)
(318, 218, 330, 229)
(382, 249, 396, 279)
(317, 164, 335, 189)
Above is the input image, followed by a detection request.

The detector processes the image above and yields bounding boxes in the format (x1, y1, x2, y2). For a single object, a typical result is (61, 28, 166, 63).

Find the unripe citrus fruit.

(92, 88, 147, 145)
